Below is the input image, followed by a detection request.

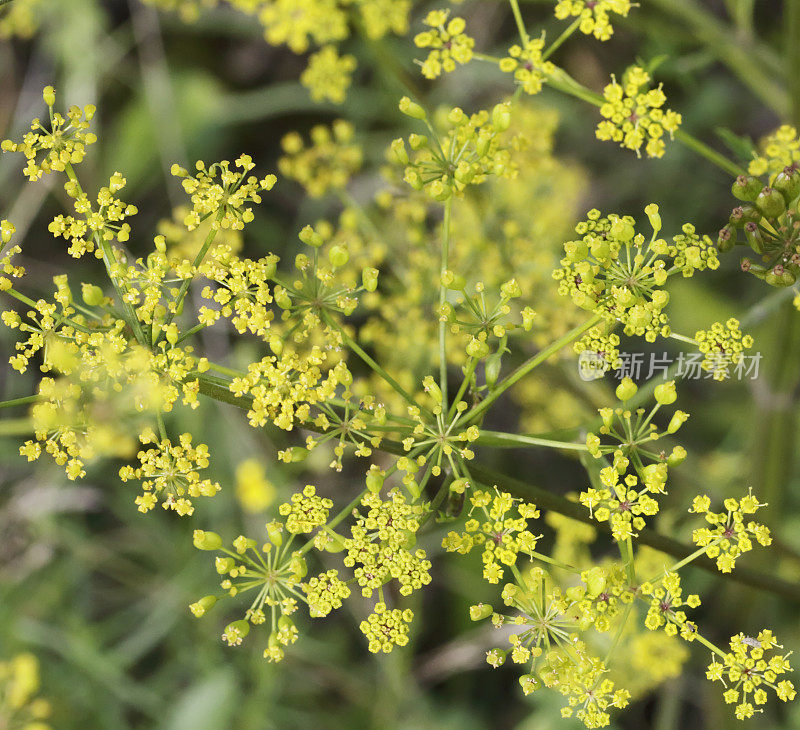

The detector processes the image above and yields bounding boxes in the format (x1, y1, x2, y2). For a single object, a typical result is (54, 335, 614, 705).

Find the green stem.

(324, 314, 424, 414)
(162, 209, 224, 334)
(476, 430, 588, 452)
(527, 550, 581, 573)
(446, 357, 477, 421)
(542, 17, 581, 61)
(0, 394, 40, 409)
(507, 0, 530, 44)
(461, 314, 601, 425)
(439, 199, 452, 413)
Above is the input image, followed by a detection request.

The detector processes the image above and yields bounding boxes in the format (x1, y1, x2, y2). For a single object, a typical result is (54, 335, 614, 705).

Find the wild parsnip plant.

(3, 1, 800, 728)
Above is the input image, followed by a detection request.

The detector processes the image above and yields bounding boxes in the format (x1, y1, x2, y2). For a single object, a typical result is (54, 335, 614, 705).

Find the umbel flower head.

(554, 0, 632, 41)
(554, 205, 719, 370)
(279, 120, 362, 198)
(392, 99, 515, 201)
(596, 66, 682, 159)
(442, 488, 540, 583)
(706, 630, 795, 720)
(119, 429, 221, 516)
(414, 9, 474, 79)
(689, 490, 772, 572)
(170, 155, 277, 231)
(1, 86, 96, 180)
(693, 319, 754, 380)
(499, 36, 555, 95)
(300, 45, 356, 104)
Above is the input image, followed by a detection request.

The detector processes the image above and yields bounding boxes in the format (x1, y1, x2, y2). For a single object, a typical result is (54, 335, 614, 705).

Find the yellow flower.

(301, 45, 357, 104)
(596, 66, 682, 158)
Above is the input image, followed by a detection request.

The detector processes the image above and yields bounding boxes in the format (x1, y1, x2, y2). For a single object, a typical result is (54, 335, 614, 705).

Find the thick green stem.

(0, 394, 40, 410)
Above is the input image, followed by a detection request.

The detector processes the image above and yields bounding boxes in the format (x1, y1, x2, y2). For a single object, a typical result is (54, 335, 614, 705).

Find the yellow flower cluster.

(706, 630, 795, 720)
(48, 172, 138, 259)
(1, 86, 96, 180)
(278, 484, 332, 534)
(693, 319, 754, 381)
(359, 603, 414, 653)
(442, 488, 540, 583)
(748, 124, 800, 178)
(343, 490, 432, 598)
(580, 464, 661, 542)
(554, 0, 631, 41)
(640, 572, 700, 639)
(119, 431, 221, 515)
(279, 121, 362, 197)
(596, 66, 682, 158)
(171, 155, 277, 231)
(0, 653, 51, 730)
(198, 248, 279, 337)
(689, 491, 772, 572)
(191, 528, 306, 663)
(414, 9, 474, 80)
(300, 45, 357, 104)
(499, 37, 555, 95)
(230, 349, 349, 430)
(302, 569, 351, 617)
(393, 100, 514, 200)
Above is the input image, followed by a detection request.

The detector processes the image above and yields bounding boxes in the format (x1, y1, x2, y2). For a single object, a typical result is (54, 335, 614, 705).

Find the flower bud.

(466, 337, 490, 359)
(0, 219, 14, 244)
(644, 203, 661, 233)
(615, 377, 637, 402)
(716, 225, 735, 253)
(756, 186, 786, 219)
(399, 96, 426, 120)
(485, 351, 502, 387)
(362, 267, 379, 292)
(470, 603, 493, 621)
(731, 175, 762, 202)
(667, 445, 687, 466)
(450, 477, 469, 494)
(583, 566, 605, 598)
(298, 225, 323, 248)
(289, 556, 307, 580)
(189, 595, 217, 617)
(366, 467, 385, 494)
(193, 529, 223, 551)
(491, 102, 511, 132)
(42, 86, 56, 107)
(744, 222, 765, 254)
(164, 323, 179, 346)
(654, 381, 677, 405)
(280, 446, 308, 463)
(81, 283, 104, 307)
(773, 165, 800, 204)
(667, 410, 690, 434)
(328, 245, 349, 268)
(390, 138, 409, 165)
(266, 520, 283, 547)
(423, 375, 442, 404)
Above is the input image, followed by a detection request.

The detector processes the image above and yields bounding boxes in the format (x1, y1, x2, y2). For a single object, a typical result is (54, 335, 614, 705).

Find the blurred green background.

(2, 1, 800, 728)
